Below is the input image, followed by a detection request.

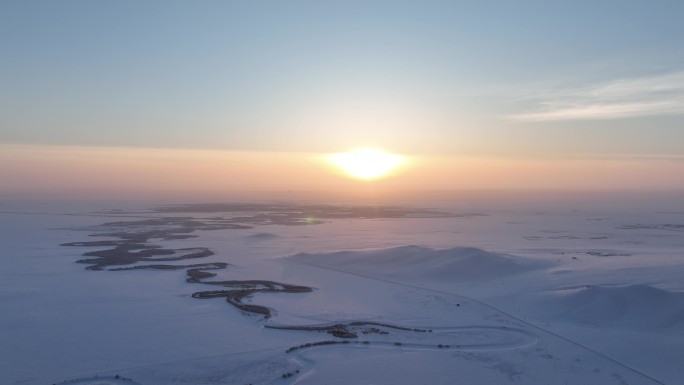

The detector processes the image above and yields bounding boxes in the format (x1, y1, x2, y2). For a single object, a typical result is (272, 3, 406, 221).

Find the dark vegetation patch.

(285, 340, 352, 353)
(62, 215, 312, 319)
(618, 224, 684, 231)
(111, 262, 229, 272)
(153, 202, 460, 224)
(244, 232, 280, 241)
(586, 251, 632, 257)
(267, 321, 430, 339)
(191, 281, 312, 319)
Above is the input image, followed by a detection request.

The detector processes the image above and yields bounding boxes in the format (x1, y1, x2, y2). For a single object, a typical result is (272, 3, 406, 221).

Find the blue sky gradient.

(2, 1, 683, 156)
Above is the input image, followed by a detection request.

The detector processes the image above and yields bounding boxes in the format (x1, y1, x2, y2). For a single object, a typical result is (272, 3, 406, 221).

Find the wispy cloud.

(511, 71, 684, 121)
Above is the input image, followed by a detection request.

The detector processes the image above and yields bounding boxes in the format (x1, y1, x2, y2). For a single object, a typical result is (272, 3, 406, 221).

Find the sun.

(328, 148, 404, 180)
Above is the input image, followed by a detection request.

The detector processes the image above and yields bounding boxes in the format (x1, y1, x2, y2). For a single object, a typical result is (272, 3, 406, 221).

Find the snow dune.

(58, 375, 142, 385)
(291, 245, 548, 282)
(531, 284, 684, 330)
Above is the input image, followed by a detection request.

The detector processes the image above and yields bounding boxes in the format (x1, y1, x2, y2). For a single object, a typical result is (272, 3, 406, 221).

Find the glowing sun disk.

(328, 148, 404, 180)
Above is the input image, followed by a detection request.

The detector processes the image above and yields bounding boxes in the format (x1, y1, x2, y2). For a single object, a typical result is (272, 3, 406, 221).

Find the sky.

(1, 1, 684, 198)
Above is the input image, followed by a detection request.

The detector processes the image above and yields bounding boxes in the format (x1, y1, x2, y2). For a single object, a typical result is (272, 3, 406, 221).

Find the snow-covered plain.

(1, 194, 683, 385)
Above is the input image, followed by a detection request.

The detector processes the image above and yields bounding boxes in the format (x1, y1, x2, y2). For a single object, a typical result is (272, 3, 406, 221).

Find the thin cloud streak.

(511, 71, 684, 121)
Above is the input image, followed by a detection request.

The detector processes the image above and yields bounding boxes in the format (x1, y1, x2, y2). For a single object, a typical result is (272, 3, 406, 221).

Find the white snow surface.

(2, 194, 684, 385)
